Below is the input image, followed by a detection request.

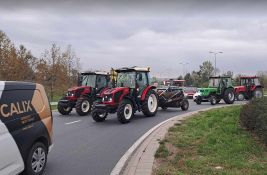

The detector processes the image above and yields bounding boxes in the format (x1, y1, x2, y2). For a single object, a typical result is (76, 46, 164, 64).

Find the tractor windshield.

(81, 74, 96, 87)
(209, 78, 220, 87)
(117, 72, 136, 88)
(241, 78, 260, 86)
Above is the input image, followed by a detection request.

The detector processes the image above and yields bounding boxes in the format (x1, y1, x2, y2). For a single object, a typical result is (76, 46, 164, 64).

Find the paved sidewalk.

(122, 110, 199, 175)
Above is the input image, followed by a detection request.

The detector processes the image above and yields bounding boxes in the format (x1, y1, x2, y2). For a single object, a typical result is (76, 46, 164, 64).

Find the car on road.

(0, 81, 53, 175)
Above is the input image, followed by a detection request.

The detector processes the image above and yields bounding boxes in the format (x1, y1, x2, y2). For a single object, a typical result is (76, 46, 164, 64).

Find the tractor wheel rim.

(99, 113, 106, 118)
(124, 104, 132, 120)
(81, 100, 90, 112)
(255, 91, 263, 98)
(228, 92, 234, 101)
(212, 98, 216, 104)
(238, 94, 244, 101)
(148, 94, 157, 113)
(31, 147, 46, 173)
(64, 107, 71, 112)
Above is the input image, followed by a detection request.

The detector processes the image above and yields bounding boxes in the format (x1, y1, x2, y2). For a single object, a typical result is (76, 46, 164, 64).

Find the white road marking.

(65, 120, 81, 125)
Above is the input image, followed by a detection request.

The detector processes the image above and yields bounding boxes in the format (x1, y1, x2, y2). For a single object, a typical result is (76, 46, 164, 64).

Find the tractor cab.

(235, 76, 263, 101)
(209, 76, 232, 93)
(116, 67, 150, 97)
(78, 72, 110, 94)
(240, 76, 261, 87)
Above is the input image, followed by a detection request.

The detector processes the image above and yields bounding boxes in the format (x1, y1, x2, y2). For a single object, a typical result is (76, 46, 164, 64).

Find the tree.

(199, 61, 214, 84)
(184, 73, 193, 86)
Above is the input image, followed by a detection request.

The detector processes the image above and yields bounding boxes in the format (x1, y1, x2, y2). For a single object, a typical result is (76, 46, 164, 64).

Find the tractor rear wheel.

(76, 97, 91, 116)
(57, 98, 72, 115)
(223, 88, 235, 104)
(210, 95, 217, 105)
(92, 108, 107, 122)
(236, 93, 245, 101)
(117, 99, 134, 124)
(141, 90, 158, 117)
(181, 99, 189, 111)
(253, 88, 263, 98)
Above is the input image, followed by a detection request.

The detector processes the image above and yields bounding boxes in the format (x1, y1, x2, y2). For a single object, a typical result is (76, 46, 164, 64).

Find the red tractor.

(91, 67, 159, 124)
(57, 71, 110, 116)
(234, 76, 264, 101)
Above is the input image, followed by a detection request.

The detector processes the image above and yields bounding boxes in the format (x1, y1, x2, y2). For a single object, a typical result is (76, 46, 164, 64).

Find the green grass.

(153, 106, 267, 175)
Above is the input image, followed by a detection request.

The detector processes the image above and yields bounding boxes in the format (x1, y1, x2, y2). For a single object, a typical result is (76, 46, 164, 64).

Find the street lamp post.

(209, 51, 223, 75)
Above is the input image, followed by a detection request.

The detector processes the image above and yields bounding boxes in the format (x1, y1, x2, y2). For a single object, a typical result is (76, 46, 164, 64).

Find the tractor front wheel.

(141, 90, 158, 117)
(195, 97, 202, 105)
(210, 95, 217, 105)
(92, 108, 107, 122)
(57, 98, 72, 115)
(76, 97, 91, 116)
(117, 99, 134, 124)
(223, 88, 235, 104)
(236, 93, 245, 101)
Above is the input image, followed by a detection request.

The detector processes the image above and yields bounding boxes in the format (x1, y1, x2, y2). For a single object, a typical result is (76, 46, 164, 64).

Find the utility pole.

(209, 51, 223, 75)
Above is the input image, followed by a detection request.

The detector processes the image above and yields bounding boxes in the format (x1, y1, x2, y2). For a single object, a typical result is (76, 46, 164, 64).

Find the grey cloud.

(0, 0, 266, 77)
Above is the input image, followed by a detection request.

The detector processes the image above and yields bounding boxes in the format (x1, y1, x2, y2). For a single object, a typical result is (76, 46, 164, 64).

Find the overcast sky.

(0, 0, 267, 77)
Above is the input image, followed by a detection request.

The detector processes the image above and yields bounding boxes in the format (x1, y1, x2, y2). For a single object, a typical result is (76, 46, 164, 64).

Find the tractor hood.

(68, 85, 91, 92)
(234, 86, 244, 89)
(198, 87, 217, 91)
(103, 87, 129, 95)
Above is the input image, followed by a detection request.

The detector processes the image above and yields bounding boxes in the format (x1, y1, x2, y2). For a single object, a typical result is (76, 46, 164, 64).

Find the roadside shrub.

(240, 97, 267, 145)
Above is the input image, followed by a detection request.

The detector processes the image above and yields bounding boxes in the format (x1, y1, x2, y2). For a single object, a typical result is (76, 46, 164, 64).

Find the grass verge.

(153, 106, 267, 175)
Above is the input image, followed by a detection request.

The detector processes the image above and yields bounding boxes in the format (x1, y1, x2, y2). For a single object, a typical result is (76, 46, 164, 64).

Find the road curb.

(110, 103, 245, 175)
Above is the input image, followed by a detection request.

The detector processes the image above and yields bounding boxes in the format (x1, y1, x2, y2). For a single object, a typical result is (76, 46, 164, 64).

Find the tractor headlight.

(103, 94, 113, 102)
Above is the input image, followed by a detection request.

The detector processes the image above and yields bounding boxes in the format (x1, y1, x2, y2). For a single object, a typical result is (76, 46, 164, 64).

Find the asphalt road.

(44, 100, 241, 175)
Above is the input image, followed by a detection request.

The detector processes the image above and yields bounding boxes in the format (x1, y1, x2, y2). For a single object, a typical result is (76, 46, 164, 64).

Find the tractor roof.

(240, 76, 259, 79)
(81, 71, 109, 76)
(209, 76, 231, 79)
(115, 66, 150, 73)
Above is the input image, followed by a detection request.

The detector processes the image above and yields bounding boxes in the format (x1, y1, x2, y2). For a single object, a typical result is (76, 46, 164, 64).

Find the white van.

(0, 81, 53, 175)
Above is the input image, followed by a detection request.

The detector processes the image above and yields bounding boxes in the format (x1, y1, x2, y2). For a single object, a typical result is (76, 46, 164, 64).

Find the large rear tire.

(92, 108, 107, 122)
(57, 99, 72, 115)
(76, 97, 91, 116)
(253, 88, 263, 98)
(141, 90, 158, 117)
(117, 99, 134, 124)
(223, 88, 235, 104)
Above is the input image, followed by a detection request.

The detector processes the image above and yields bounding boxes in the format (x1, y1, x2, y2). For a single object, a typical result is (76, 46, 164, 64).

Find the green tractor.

(193, 76, 235, 105)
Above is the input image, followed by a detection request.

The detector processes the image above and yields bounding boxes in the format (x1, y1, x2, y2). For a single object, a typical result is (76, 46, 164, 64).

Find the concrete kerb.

(110, 103, 245, 175)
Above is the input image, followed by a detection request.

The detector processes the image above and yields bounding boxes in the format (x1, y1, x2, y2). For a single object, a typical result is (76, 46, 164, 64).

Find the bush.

(240, 97, 267, 145)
